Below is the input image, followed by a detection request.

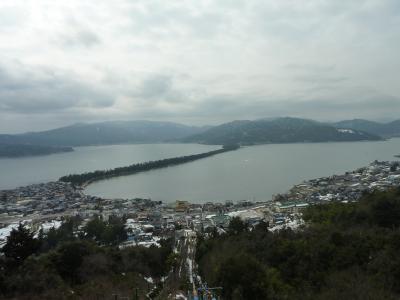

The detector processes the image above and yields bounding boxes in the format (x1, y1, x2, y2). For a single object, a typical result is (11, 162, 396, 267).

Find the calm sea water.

(85, 139, 400, 203)
(0, 144, 218, 190)
(1, 140, 400, 203)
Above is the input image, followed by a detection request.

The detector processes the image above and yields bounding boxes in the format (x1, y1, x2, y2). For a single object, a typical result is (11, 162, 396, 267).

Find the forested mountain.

(333, 119, 400, 137)
(0, 117, 392, 153)
(0, 144, 73, 158)
(183, 117, 381, 145)
(0, 121, 208, 147)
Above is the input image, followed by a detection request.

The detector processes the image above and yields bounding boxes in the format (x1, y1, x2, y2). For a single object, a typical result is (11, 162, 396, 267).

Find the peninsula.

(59, 145, 239, 186)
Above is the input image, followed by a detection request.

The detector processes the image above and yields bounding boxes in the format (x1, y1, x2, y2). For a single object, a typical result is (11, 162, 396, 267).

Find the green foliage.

(0, 218, 173, 299)
(196, 188, 400, 299)
(51, 240, 95, 283)
(83, 215, 127, 245)
(40, 217, 80, 252)
(228, 216, 247, 235)
(83, 217, 106, 240)
(369, 193, 400, 228)
(3, 255, 65, 295)
(0, 192, 7, 202)
(222, 144, 240, 150)
(302, 202, 359, 226)
(390, 162, 399, 172)
(59, 147, 237, 185)
(120, 238, 174, 278)
(1, 224, 40, 268)
(216, 254, 285, 300)
(303, 188, 400, 229)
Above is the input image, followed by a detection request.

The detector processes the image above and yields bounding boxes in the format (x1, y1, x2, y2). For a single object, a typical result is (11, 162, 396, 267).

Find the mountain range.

(0, 121, 208, 147)
(182, 117, 381, 145)
(333, 119, 400, 138)
(1, 117, 398, 157)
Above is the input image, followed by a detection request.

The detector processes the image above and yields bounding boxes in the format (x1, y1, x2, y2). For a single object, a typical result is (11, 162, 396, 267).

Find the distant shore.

(0, 144, 73, 158)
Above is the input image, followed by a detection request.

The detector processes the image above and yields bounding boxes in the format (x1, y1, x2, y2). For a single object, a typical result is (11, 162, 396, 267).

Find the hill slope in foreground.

(196, 188, 400, 299)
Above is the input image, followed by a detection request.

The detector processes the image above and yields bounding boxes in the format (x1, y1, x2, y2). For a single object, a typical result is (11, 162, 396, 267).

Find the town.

(1, 160, 400, 251)
(276, 160, 400, 207)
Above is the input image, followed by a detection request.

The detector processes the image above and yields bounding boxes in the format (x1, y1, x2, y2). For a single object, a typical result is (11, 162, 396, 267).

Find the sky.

(0, 0, 399, 133)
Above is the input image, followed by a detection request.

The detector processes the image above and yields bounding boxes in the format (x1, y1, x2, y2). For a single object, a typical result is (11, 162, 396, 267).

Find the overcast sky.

(0, 0, 399, 133)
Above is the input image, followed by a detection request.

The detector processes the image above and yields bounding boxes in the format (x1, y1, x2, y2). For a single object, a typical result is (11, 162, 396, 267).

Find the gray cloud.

(130, 74, 189, 105)
(122, 3, 227, 39)
(53, 16, 102, 49)
(0, 62, 114, 114)
(285, 64, 336, 73)
(136, 75, 173, 100)
(193, 95, 400, 125)
(0, 0, 399, 132)
(57, 29, 101, 48)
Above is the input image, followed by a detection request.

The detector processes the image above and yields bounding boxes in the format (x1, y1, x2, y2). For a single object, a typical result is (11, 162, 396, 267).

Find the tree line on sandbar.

(59, 144, 239, 186)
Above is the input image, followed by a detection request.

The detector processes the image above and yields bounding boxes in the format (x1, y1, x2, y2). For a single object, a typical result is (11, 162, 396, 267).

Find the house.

(175, 200, 189, 213)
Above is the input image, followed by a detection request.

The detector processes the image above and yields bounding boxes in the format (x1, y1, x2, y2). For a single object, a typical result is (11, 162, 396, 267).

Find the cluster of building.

(275, 160, 400, 209)
(119, 199, 275, 248)
(0, 181, 277, 248)
(0, 181, 95, 220)
(2, 160, 399, 249)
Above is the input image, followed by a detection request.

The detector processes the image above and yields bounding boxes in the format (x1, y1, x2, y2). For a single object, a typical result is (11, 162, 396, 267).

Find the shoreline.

(2, 159, 400, 226)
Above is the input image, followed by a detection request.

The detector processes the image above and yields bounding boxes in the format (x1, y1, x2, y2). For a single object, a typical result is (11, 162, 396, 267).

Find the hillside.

(183, 117, 381, 145)
(0, 217, 173, 299)
(333, 119, 400, 137)
(196, 188, 400, 299)
(0, 121, 208, 147)
(0, 118, 391, 152)
(0, 144, 73, 158)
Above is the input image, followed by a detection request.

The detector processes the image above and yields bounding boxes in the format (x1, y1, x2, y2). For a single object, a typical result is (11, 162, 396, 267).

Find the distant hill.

(0, 121, 209, 147)
(182, 117, 382, 145)
(333, 119, 400, 137)
(0, 118, 389, 154)
(0, 144, 73, 158)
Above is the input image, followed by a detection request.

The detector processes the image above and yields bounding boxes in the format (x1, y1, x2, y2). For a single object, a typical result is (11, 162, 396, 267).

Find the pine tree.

(2, 224, 39, 267)
(0, 192, 7, 203)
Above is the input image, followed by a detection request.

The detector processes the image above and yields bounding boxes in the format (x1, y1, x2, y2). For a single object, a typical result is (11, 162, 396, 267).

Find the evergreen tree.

(0, 192, 7, 203)
(228, 217, 247, 235)
(2, 224, 39, 268)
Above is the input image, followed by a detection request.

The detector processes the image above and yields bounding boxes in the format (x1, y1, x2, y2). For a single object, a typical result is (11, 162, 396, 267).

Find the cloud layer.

(0, 0, 399, 132)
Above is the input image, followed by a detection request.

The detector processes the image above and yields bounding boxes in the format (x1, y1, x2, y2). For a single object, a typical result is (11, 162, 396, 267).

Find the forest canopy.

(196, 188, 400, 300)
